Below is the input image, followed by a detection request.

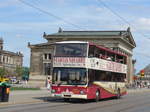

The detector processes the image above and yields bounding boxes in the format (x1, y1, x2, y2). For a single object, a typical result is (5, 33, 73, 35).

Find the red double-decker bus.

(51, 41, 127, 101)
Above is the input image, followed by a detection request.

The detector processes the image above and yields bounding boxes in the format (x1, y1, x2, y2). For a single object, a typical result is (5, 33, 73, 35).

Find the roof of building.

(28, 42, 52, 48)
(0, 50, 23, 57)
(46, 30, 127, 36)
(43, 27, 136, 47)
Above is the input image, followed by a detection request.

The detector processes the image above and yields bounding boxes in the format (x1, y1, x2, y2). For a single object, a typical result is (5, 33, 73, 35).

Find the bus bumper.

(51, 93, 87, 99)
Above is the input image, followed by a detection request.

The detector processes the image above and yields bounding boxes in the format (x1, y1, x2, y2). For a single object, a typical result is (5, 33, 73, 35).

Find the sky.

(1, 0, 150, 73)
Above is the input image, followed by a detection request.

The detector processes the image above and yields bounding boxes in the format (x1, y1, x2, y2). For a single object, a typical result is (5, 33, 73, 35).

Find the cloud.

(16, 34, 24, 38)
(133, 18, 150, 31)
(138, 18, 150, 24)
(0, 0, 18, 8)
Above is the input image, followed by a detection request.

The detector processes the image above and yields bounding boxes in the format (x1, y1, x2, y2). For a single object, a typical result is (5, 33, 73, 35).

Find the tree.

(15, 66, 24, 78)
(22, 67, 29, 81)
(0, 67, 7, 78)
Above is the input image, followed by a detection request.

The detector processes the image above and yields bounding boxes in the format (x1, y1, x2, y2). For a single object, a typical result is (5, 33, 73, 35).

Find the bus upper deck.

(54, 41, 127, 64)
(53, 41, 127, 74)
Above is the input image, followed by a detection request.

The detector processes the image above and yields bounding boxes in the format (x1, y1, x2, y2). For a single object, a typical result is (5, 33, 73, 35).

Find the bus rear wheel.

(95, 90, 100, 102)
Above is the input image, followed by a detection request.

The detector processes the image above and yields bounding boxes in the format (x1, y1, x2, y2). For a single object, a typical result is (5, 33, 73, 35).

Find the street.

(0, 89, 150, 112)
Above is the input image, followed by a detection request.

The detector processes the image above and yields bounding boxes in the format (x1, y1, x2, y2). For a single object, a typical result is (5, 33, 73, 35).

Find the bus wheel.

(116, 89, 121, 99)
(95, 90, 100, 102)
(64, 98, 70, 102)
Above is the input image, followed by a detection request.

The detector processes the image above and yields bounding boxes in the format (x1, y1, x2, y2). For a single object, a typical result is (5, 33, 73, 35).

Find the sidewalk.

(127, 88, 150, 93)
(0, 89, 51, 107)
(1, 88, 150, 107)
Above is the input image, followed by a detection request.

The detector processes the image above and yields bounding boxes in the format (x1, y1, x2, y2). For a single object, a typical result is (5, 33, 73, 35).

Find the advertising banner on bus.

(53, 57, 86, 68)
(53, 57, 127, 74)
(88, 58, 127, 74)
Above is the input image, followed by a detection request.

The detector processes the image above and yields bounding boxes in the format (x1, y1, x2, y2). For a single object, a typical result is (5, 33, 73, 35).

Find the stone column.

(1, 55, 3, 63)
(127, 55, 133, 84)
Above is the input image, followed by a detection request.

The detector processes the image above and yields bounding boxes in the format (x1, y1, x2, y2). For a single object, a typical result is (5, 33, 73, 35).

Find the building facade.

(29, 27, 136, 84)
(0, 38, 23, 74)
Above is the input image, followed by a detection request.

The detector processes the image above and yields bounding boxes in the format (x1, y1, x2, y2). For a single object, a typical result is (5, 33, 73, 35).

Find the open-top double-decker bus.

(51, 41, 127, 101)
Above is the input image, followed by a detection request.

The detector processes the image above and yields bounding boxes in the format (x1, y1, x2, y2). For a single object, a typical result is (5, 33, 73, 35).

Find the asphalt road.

(0, 90, 150, 112)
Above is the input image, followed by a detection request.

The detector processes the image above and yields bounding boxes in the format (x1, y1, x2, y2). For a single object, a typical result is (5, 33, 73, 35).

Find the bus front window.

(55, 43, 87, 57)
(53, 68, 87, 85)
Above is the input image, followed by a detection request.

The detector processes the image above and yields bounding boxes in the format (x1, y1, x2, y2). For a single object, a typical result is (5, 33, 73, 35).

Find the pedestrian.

(47, 76, 52, 92)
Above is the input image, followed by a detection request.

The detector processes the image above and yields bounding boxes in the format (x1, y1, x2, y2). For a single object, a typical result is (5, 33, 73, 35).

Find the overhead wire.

(18, 0, 149, 38)
(18, 0, 84, 30)
(97, 0, 149, 38)
(97, 0, 150, 65)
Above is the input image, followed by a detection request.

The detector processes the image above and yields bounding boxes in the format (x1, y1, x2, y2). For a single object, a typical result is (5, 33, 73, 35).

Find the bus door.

(87, 69, 97, 98)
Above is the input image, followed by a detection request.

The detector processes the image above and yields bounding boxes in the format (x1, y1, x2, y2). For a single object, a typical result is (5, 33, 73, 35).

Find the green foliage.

(15, 66, 24, 77)
(0, 67, 7, 77)
(22, 67, 30, 80)
(10, 87, 40, 91)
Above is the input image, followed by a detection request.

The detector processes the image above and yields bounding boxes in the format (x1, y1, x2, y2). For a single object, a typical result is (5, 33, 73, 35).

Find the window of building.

(3, 56, 5, 63)
(0, 54, 1, 63)
(44, 54, 47, 60)
(48, 54, 51, 60)
(44, 63, 51, 75)
(43, 53, 51, 60)
(7, 56, 9, 63)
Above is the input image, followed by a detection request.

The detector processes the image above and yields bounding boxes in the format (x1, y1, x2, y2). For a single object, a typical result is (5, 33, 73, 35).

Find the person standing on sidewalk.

(46, 76, 52, 92)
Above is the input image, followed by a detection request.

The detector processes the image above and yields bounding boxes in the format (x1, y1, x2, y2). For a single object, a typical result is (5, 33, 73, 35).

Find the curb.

(0, 100, 45, 108)
(127, 88, 150, 93)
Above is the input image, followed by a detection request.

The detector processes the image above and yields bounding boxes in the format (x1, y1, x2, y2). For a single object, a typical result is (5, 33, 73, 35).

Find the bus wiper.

(57, 82, 62, 86)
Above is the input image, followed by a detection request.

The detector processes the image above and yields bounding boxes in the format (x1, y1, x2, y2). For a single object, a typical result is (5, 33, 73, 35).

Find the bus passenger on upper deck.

(111, 56, 115, 61)
(119, 59, 124, 64)
(99, 54, 102, 58)
(106, 56, 112, 61)
(99, 54, 106, 59)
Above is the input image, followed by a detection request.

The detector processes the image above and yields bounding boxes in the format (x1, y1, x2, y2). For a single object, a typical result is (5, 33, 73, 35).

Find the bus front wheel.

(95, 90, 100, 102)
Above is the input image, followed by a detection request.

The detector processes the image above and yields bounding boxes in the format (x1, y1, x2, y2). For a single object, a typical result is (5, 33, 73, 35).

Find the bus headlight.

(80, 90, 85, 94)
(51, 89, 56, 93)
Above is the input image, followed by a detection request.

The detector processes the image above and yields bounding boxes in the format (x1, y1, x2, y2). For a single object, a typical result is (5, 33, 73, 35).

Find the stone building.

(0, 38, 23, 73)
(29, 27, 136, 84)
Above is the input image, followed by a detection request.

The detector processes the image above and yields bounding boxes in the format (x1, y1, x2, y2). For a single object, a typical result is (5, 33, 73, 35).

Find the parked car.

(0, 77, 9, 83)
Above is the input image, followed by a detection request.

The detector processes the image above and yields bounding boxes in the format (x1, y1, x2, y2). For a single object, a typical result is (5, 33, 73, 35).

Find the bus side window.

(89, 54, 94, 57)
(88, 70, 95, 84)
(94, 47, 99, 58)
(88, 46, 94, 58)
(99, 49, 106, 60)
(99, 72, 106, 81)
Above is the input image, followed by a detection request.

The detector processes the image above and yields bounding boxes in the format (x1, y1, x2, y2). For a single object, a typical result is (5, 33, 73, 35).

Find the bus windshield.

(52, 68, 87, 85)
(54, 43, 87, 57)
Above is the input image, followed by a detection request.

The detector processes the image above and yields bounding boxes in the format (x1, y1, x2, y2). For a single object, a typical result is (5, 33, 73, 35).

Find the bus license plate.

(64, 95, 71, 97)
